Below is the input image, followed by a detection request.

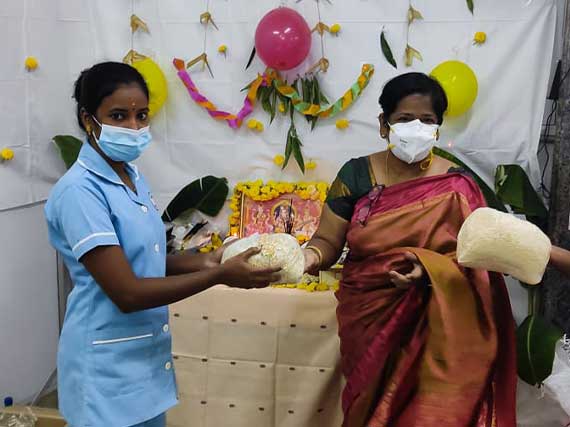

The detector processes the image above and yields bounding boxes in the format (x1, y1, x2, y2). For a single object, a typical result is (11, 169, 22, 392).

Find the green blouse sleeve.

(325, 157, 376, 221)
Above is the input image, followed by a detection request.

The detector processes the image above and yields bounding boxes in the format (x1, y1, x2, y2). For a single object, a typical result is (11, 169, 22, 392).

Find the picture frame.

(228, 181, 329, 243)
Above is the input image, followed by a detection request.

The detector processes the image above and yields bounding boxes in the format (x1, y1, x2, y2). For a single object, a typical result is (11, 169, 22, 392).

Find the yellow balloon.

(131, 57, 168, 118)
(430, 61, 478, 117)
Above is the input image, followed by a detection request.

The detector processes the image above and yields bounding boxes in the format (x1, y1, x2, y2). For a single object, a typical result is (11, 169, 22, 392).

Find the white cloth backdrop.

(0, 0, 557, 212)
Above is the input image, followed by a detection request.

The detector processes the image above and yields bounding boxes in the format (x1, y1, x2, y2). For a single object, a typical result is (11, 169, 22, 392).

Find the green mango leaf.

(433, 147, 507, 212)
(516, 315, 562, 386)
(466, 0, 474, 14)
(283, 123, 296, 170)
(380, 30, 397, 69)
(245, 46, 256, 70)
(292, 136, 305, 174)
(162, 176, 229, 223)
(53, 135, 82, 169)
(495, 164, 548, 220)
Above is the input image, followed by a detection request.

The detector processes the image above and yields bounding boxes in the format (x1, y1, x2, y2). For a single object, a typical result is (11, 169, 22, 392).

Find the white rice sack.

(221, 233, 304, 284)
(457, 208, 551, 285)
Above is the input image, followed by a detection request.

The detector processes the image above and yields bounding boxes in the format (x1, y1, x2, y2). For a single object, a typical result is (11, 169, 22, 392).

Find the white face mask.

(388, 119, 439, 164)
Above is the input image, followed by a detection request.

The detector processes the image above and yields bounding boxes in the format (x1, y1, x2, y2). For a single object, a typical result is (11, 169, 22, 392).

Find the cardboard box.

(0, 406, 65, 427)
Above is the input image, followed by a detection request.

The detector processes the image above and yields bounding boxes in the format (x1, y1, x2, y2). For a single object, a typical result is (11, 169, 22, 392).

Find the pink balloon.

(255, 7, 312, 71)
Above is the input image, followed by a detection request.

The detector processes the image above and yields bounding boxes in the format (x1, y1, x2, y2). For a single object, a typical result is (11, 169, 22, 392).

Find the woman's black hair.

(379, 72, 448, 124)
(73, 62, 149, 131)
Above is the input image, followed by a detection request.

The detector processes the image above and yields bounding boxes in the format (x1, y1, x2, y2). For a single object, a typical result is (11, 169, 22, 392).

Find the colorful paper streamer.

(173, 58, 374, 127)
(276, 64, 374, 118)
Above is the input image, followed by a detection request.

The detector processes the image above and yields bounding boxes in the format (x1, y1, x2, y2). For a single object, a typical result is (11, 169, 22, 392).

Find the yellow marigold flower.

(24, 56, 38, 71)
(473, 32, 487, 45)
(329, 23, 341, 35)
(274, 154, 285, 166)
(260, 186, 271, 194)
(218, 44, 227, 54)
(317, 183, 328, 193)
(1, 147, 14, 161)
(247, 119, 259, 129)
(306, 282, 317, 292)
(336, 118, 350, 129)
(255, 121, 264, 132)
(278, 103, 286, 113)
(316, 283, 330, 292)
(306, 160, 317, 170)
(254, 179, 263, 186)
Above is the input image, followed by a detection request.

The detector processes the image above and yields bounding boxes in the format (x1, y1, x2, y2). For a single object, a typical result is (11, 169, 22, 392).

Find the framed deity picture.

(228, 181, 329, 242)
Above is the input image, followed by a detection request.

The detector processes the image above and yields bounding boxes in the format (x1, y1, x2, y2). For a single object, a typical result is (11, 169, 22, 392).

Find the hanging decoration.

(380, 29, 397, 69)
(275, 64, 374, 119)
(173, 1, 374, 173)
(430, 60, 478, 117)
(123, 5, 168, 118)
(24, 56, 38, 71)
(473, 31, 487, 45)
(183, 0, 218, 78)
(405, 2, 423, 67)
(255, 7, 312, 71)
(1, 147, 14, 162)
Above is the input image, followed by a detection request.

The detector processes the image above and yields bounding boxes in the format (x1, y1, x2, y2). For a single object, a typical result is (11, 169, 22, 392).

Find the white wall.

(0, 203, 58, 404)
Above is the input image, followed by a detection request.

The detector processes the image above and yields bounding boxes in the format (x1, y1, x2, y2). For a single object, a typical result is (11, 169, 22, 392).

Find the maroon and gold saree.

(336, 171, 517, 427)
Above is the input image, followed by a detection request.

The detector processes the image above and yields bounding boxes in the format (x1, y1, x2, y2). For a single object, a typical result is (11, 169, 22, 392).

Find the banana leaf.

(53, 135, 82, 169)
(162, 176, 229, 223)
(433, 147, 507, 212)
(495, 164, 548, 229)
(516, 314, 562, 386)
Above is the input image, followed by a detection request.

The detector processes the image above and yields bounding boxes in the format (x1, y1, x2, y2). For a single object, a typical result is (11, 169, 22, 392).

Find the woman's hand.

(303, 248, 320, 275)
(219, 247, 281, 289)
(389, 252, 428, 289)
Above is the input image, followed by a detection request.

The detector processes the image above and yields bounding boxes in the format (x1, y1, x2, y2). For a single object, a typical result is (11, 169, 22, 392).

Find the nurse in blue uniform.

(44, 62, 279, 427)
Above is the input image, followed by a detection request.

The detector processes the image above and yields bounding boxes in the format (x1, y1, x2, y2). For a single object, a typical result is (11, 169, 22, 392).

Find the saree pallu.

(337, 172, 517, 427)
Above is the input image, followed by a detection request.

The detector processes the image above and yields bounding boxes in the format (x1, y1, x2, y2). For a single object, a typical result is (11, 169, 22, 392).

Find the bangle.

(306, 245, 323, 268)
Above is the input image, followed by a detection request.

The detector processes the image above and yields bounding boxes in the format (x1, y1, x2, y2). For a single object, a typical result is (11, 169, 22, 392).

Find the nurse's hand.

(219, 247, 281, 289)
(389, 252, 428, 289)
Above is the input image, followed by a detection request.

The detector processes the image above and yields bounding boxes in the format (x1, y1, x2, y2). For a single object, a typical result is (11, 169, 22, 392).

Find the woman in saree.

(304, 72, 517, 427)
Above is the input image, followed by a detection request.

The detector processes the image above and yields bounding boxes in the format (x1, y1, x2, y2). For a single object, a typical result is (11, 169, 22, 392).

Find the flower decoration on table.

(24, 56, 38, 71)
(228, 180, 328, 239)
(272, 272, 338, 292)
(198, 233, 223, 253)
(1, 147, 14, 162)
(473, 31, 487, 45)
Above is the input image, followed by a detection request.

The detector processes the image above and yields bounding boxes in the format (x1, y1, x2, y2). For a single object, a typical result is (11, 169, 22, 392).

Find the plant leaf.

(283, 125, 295, 169)
(405, 44, 423, 67)
(292, 139, 305, 174)
(162, 176, 229, 223)
(516, 315, 562, 386)
(433, 147, 507, 212)
(380, 30, 397, 69)
(407, 6, 423, 24)
(245, 46, 256, 70)
(466, 0, 474, 14)
(495, 164, 548, 218)
(269, 87, 277, 124)
(495, 164, 548, 230)
(53, 135, 82, 169)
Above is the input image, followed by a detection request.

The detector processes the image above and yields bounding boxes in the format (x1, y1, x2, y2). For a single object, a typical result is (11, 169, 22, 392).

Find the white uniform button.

(165, 361, 172, 370)
(154, 244, 160, 252)
(141, 205, 148, 213)
(162, 324, 169, 333)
